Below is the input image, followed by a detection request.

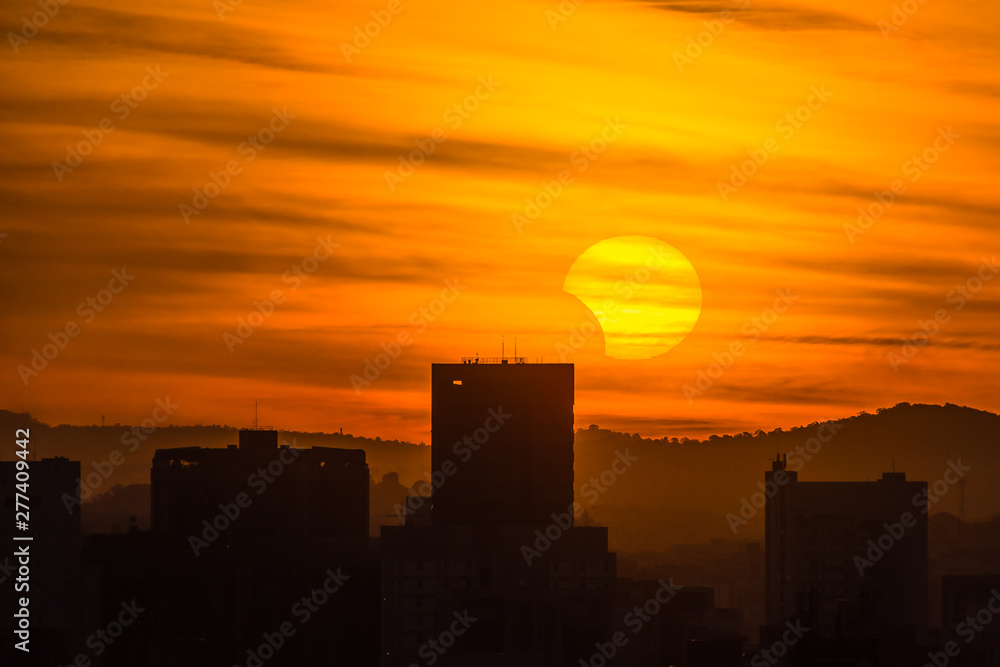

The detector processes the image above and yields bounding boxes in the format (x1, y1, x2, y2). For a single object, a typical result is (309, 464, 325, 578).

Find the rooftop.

(460, 356, 527, 364)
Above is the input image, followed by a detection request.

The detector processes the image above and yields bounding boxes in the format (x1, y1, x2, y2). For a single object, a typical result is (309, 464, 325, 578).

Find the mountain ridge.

(3, 402, 997, 552)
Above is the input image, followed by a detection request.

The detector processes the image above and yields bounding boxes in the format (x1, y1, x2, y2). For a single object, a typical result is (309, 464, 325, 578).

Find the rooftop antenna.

(514, 336, 517, 359)
(502, 335, 505, 359)
(254, 401, 258, 428)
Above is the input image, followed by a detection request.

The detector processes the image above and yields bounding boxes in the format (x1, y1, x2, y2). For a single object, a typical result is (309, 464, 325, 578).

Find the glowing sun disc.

(563, 236, 702, 360)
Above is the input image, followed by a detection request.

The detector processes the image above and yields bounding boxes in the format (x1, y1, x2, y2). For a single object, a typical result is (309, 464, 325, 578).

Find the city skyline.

(6, 382, 998, 665)
(2, 0, 999, 443)
(3, 0, 998, 663)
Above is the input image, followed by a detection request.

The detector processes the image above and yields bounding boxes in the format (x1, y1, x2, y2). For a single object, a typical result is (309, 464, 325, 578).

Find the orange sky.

(2, 0, 998, 443)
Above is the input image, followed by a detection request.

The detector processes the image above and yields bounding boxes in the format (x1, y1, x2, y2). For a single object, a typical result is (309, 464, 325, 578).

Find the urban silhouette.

(3, 365, 1000, 665)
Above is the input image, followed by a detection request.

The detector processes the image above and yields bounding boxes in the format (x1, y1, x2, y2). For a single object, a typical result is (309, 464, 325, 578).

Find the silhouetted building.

(611, 581, 742, 667)
(81, 530, 155, 667)
(148, 428, 378, 666)
(381, 524, 615, 666)
(152, 428, 368, 539)
(929, 513, 1000, 628)
(0, 457, 83, 666)
(620, 539, 764, 645)
(431, 358, 574, 527)
(382, 359, 616, 666)
(940, 575, 1000, 667)
(764, 456, 928, 662)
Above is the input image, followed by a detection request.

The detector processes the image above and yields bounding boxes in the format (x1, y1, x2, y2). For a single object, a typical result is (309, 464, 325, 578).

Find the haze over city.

(2, 0, 999, 441)
(2, 0, 999, 665)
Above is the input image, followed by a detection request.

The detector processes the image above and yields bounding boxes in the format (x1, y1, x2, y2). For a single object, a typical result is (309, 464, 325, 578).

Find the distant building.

(928, 513, 1000, 628)
(152, 428, 369, 540)
(612, 581, 742, 667)
(764, 456, 928, 648)
(430, 358, 574, 527)
(940, 575, 1000, 667)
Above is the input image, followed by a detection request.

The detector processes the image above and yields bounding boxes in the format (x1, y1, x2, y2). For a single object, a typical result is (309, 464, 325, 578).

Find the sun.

(563, 236, 702, 360)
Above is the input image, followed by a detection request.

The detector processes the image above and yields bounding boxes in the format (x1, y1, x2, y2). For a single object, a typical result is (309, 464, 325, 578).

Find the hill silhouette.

(0, 410, 429, 492)
(573, 402, 1000, 551)
(3, 402, 997, 552)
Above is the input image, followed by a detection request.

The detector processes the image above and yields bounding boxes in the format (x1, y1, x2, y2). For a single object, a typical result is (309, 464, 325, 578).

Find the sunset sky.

(2, 0, 998, 443)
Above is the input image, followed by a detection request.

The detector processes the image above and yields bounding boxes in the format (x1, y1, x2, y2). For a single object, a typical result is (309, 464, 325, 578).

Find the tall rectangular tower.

(764, 457, 928, 639)
(430, 358, 574, 526)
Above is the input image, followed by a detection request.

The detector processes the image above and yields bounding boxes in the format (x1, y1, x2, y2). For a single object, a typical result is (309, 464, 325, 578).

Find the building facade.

(764, 456, 928, 645)
(430, 358, 574, 527)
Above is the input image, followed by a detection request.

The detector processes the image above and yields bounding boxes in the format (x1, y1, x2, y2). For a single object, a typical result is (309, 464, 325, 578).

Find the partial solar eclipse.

(563, 236, 702, 360)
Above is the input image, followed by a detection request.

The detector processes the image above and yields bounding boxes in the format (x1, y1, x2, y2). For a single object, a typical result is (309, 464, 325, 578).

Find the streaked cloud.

(1, 0, 998, 440)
